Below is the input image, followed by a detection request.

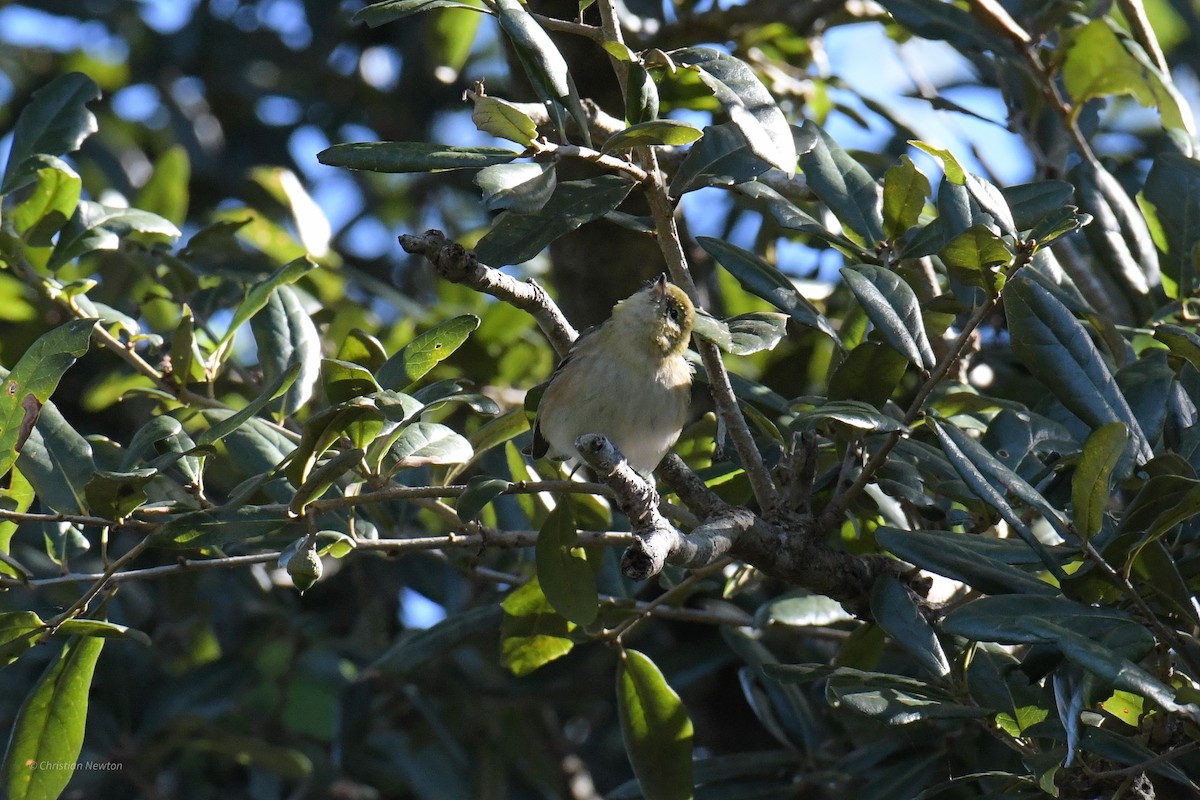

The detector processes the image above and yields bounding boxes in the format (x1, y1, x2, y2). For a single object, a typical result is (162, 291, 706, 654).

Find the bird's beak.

(653, 273, 667, 298)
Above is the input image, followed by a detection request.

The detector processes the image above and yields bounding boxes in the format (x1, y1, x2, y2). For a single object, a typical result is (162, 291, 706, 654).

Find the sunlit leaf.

(617, 649, 695, 800)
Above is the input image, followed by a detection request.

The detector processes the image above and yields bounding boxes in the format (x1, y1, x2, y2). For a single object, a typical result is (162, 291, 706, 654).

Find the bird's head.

(613, 274, 695, 357)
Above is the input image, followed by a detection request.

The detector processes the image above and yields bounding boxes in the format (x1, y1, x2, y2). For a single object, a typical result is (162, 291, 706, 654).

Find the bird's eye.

(667, 306, 680, 324)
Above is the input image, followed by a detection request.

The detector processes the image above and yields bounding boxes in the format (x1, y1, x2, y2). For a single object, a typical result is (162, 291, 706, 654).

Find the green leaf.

(1062, 19, 1193, 134)
(1072, 422, 1129, 539)
(1, 636, 104, 800)
(317, 142, 520, 173)
(727, 312, 789, 355)
(931, 420, 1066, 577)
(617, 649, 695, 800)
(2, 72, 99, 194)
(372, 605, 503, 676)
(354, 0, 489, 26)
(828, 341, 909, 407)
(197, 363, 302, 447)
(474, 176, 633, 266)
(500, 578, 575, 676)
(322, 359, 380, 404)
(829, 685, 988, 725)
(384, 422, 472, 471)
(602, 120, 703, 153)
(669, 122, 770, 195)
(134, 145, 190, 226)
(942, 595, 1147, 647)
(250, 285, 321, 415)
(671, 47, 795, 176)
(0, 611, 43, 669)
(9, 156, 81, 246)
(1019, 618, 1198, 720)
(799, 121, 884, 246)
(151, 506, 286, 549)
(1003, 180, 1077, 231)
(840, 264, 936, 369)
(83, 468, 157, 519)
(909, 140, 966, 185)
(288, 447, 364, 517)
(0, 319, 94, 486)
(377, 314, 480, 389)
(882, 155, 930, 239)
(871, 575, 949, 679)
(15, 400, 95, 515)
(1141, 150, 1200, 298)
(213, 256, 314, 366)
(698, 236, 840, 343)
(1072, 160, 1158, 312)
(470, 94, 539, 146)
(48, 201, 181, 270)
(1004, 274, 1152, 461)
(624, 61, 659, 125)
(54, 619, 151, 645)
(792, 400, 906, 434)
(875, 528, 1058, 596)
(494, 0, 590, 146)
(535, 501, 597, 626)
(940, 224, 1011, 286)
(456, 476, 510, 522)
(474, 162, 557, 214)
(1154, 323, 1200, 372)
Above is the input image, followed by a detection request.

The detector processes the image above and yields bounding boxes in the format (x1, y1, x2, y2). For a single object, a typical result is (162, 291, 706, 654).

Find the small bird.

(531, 275, 695, 474)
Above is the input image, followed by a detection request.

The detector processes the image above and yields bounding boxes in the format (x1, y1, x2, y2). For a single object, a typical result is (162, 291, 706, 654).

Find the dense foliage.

(2, 1, 1200, 799)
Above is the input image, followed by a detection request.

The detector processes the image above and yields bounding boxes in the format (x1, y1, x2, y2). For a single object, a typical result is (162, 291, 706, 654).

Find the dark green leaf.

(288, 447, 364, 516)
(875, 528, 1058, 596)
(494, 0, 590, 146)
(727, 312, 789, 355)
(474, 162, 557, 214)
(1, 636, 104, 800)
(877, 1, 1011, 59)
(735, 181, 862, 253)
(617, 649, 695, 800)
(16, 400, 95, 515)
(0, 319, 94, 485)
(699, 236, 840, 343)
(841, 264, 936, 369)
(383, 422, 472, 472)
(624, 61, 659, 125)
(670, 122, 770, 195)
(377, 314, 480, 389)
(2, 73, 99, 194)
(798, 120, 884, 246)
(792, 400, 906, 434)
(456, 476, 510, 522)
(535, 502, 597, 625)
(1002, 180, 1076, 231)
(942, 595, 1147, 646)
(602, 120, 702, 153)
(250, 285, 321, 415)
(354, 0, 489, 26)
(151, 506, 286, 549)
(84, 468, 157, 519)
(830, 685, 989, 724)
(1154, 323, 1200, 372)
(1072, 422, 1128, 539)
(671, 47, 795, 175)
(317, 142, 520, 173)
(10, 156, 81, 246)
(213, 256, 314, 365)
(828, 341, 909, 407)
(1019, 618, 1198, 720)
(1142, 150, 1200, 298)
(871, 575, 949, 679)
(500, 578, 575, 676)
(1004, 274, 1152, 461)
(474, 176, 633, 266)
(49, 201, 181, 270)
(372, 605, 502, 675)
(198, 363, 302, 447)
(965, 173, 1016, 236)
(882, 155, 930, 239)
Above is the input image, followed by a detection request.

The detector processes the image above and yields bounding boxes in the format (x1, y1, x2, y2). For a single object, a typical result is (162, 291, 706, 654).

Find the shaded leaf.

(1003, 180, 1077, 231)
(49, 201, 181, 270)
(828, 341, 909, 407)
(151, 506, 287, 549)
(386, 422, 472, 470)
(1004, 274, 1152, 461)
(1141, 150, 1200, 298)
(871, 575, 949, 679)
(317, 142, 520, 173)
(882, 155, 930, 239)
(670, 122, 770, 195)
(15, 400, 95, 515)
(535, 501, 597, 625)
(500, 578, 575, 676)
(474, 162, 557, 214)
(875, 528, 1057, 596)
(250, 285, 321, 415)
(372, 605, 502, 676)
(841, 264, 936, 369)
(475, 176, 633, 266)
(2, 72, 99, 194)
(212, 256, 314, 365)
(799, 120, 884, 246)
(354, 0, 489, 25)
(792, 400, 906, 434)
(699, 236, 839, 343)
(671, 47, 795, 175)
(84, 468, 156, 519)
(456, 476, 510, 522)
(0, 319, 94, 486)
(617, 649, 695, 800)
